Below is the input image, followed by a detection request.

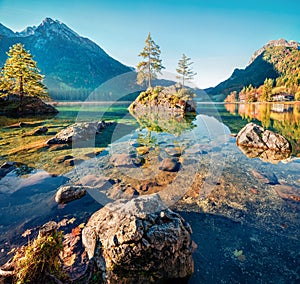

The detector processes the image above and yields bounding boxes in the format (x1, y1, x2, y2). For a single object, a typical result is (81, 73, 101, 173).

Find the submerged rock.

(106, 183, 139, 200)
(236, 123, 291, 152)
(273, 183, 300, 204)
(23, 126, 49, 137)
(250, 169, 279, 185)
(54, 155, 74, 164)
(159, 157, 181, 172)
(82, 194, 194, 283)
(46, 121, 115, 144)
(165, 147, 182, 157)
(33, 126, 48, 135)
(76, 174, 114, 190)
(55, 185, 87, 204)
(110, 153, 143, 168)
(63, 158, 84, 167)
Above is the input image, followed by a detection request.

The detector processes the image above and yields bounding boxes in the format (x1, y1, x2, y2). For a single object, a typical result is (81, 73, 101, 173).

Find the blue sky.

(0, 0, 299, 88)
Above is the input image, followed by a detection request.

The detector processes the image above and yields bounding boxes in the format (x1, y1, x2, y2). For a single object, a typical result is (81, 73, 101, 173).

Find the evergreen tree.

(176, 54, 197, 87)
(137, 33, 164, 88)
(0, 43, 47, 99)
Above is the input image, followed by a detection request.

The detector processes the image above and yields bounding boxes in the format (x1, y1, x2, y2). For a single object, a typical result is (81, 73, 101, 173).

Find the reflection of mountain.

(225, 102, 300, 155)
(129, 108, 196, 136)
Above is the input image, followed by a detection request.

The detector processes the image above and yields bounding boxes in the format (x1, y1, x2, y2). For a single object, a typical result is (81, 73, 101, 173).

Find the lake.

(0, 101, 299, 283)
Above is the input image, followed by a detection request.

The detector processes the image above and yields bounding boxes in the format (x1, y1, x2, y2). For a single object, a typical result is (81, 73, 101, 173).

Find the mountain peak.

(249, 38, 300, 65)
(39, 17, 64, 28)
(35, 18, 79, 39)
(42, 17, 56, 25)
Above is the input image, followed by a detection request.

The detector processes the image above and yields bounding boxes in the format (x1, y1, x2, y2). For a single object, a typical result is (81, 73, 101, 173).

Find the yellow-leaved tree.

(0, 43, 48, 100)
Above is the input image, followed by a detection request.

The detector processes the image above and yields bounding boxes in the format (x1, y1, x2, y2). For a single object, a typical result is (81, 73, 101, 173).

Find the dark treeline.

(49, 89, 141, 102)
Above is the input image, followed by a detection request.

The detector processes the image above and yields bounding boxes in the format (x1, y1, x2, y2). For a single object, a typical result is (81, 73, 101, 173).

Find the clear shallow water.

(0, 101, 299, 283)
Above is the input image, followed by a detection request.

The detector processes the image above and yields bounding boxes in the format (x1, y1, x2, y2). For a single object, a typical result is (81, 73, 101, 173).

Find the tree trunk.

(19, 76, 24, 112)
(19, 76, 24, 101)
(148, 50, 151, 89)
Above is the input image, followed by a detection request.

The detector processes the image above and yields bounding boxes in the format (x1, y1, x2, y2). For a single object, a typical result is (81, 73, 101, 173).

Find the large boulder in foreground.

(82, 194, 195, 283)
(0, 95, 58, 115)
(236, 122, 291, 152)
(46, 121, 115, 144)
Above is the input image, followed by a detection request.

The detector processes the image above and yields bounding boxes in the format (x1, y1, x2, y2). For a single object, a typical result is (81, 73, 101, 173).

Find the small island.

(129, 85, 197, 115)
(130, 33, 197, 116)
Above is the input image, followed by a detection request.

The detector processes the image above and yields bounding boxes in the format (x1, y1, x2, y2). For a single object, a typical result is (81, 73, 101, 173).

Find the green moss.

(13, 231, 67, 284)
(136, 87, 193, 104)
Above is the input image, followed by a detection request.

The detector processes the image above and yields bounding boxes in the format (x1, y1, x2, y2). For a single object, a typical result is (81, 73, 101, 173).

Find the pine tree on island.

(136, 33, 164, 89)
(176, 54, 197, 88)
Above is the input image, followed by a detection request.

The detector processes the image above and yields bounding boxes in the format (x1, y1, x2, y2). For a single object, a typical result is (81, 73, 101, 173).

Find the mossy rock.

(129, 85, 197, 114)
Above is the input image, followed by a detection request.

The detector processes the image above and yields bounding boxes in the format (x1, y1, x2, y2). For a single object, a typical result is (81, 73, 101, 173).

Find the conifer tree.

(137, 33, 164, 88)
(176, 54, 197, 87)
(0, 43, 47, 99)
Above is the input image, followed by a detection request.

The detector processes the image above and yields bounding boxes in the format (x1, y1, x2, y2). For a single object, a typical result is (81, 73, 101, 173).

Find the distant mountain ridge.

(248, 39, 300, 65)
(0, 18, 131, 100)
(206, 38, 300, 101)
